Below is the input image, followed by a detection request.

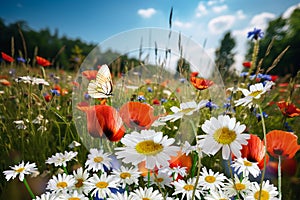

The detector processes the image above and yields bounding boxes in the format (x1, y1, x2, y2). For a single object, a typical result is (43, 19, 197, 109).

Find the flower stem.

(278, 155, 282, 200)
(147, 169, 150, 188)
(191, 152, 201, 200)
(63, 166, 68, 175)
(23, 177, 35, 199)
(258, 105, 267, 200)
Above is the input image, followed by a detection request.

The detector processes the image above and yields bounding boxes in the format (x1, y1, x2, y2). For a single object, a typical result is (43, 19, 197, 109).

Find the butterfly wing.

(88, 64, 113, 98)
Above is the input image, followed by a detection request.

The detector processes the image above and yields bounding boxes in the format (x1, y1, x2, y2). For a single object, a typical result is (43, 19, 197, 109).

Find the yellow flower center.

(69, 198, 80, 200)
(205, 175, 216, 183)
(15, 167, 25, 173)
(244, 160, 253, 166)
(75, 178, 83, 188)
(235, 183, 246, 191)
(94, 156, 103, 163)
(254, 190, 270, 200)
(120, 172, 131, 179)
(183, 184, 194, 191)
(96, 181, 108, 188)
(142, 198, 150, 200)
(135, 140, 163, 155)
(56, 181, 68, 188)
(213, 127, 237, 144)
(249, 90, 262, 97)
(155, 177, 164, 183)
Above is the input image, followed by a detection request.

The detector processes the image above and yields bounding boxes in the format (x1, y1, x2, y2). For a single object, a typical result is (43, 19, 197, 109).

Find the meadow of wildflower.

(1, 27, 300, 200)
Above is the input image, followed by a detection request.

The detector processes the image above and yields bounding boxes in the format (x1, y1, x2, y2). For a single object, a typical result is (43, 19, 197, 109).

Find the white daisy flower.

(181, 141, 196, 156)
(199, 167, 227, 191)
(159, 100, 208, 122)
(57, 190, 89, 200)
(116, 130, 180, 169)
(34, 192, 57, 200)
(3, 161, 37, 181)
(107, 191, 133, 200)
(68, 140, 81, 149)
(72, 167, 90, 194)
(204, 189, 231, 200)
(13, 120, 27, 130)
(131, 187, 163, 200)
(84, 172, 118, 199)
(85, 148, 112, 172)
(145, 170, 173, 188)
(234, 81, 274, 107)
(32, 114, 45, 124)
(173, 177, 202, 200)
(15, 76, 50, 86)
(223, 174, 252, 198)
(111, 165, 140, 188)
(197, 115, 249, 160)
(231, 157, 261, 178)
(46, 151, 78, 167)
(245, 180, 279, 200)
(161, 166, 187, 180)
(46, 173, 76, 193)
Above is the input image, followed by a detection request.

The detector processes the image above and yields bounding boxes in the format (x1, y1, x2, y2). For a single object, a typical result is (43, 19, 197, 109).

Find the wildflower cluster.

(1, 27, 300, 200)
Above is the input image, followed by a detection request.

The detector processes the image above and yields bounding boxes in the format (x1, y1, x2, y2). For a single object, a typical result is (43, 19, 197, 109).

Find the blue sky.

(1, 0, 300, 71)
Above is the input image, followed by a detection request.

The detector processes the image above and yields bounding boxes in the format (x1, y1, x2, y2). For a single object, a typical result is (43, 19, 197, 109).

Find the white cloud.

(236, 10, 246, 20)
(282, 3, 300, 19)
(173, 20, 193, 29)
(208, 15, 235, 34)
(137, 8, 157, 18)
(196, 2, 208, 17)
(212, 5, 228, 13)
(250, 12, 276, 30)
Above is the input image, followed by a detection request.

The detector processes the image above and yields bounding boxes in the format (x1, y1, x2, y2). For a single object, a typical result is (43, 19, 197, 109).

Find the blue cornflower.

(240, 72, 248, 77)
(84, 93, 90, 100)
(247, 28, 264, 40)
(206, 101, 219, 109)
(147, 87, 153, 92)
(179, 78, 186, 83)
(50, 89, 60, 96)
(137, 95, 146, 101)
(284, 122, 294, 132)
(161, 98, 167, 103)
(16, 57, 26, 63)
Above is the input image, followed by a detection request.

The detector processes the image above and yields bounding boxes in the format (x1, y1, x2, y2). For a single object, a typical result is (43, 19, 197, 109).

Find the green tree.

(215, 31, 236, 77)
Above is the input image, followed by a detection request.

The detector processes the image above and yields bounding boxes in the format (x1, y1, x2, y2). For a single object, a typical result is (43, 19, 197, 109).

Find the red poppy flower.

(242, 61, 251, 68)
(266, 130, 300, 159)
(270, 75, 278, 82)
(119, 101, 158, 130)
(0, 79, 11, 86)
(190, 77, 213, 90)
(77, 104, 125, 142)
(1, 52, 14, 62)
(277, 101, 300, 118)
(169, 151, 192, 179)
(238, 134, 269, 169)
(190, 71, 199, 77)
(43, 93, 52, 102)
(82, 70, 98, 80)
(36, 56, 51, 67)
(152, 98, 160, 105)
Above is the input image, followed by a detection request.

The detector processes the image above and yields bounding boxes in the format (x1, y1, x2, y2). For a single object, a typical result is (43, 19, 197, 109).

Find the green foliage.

(245, 8, 300, 77)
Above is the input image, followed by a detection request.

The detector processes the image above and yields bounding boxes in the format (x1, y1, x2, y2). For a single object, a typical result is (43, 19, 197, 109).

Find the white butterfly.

(87, 64, 113, 98)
